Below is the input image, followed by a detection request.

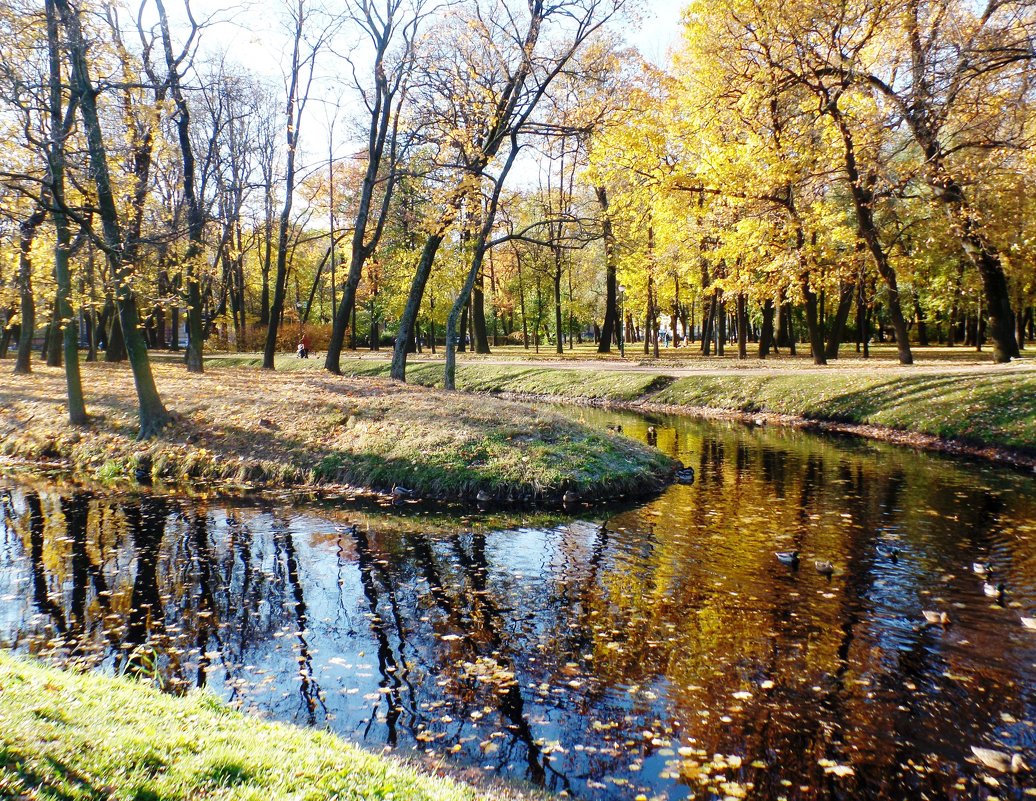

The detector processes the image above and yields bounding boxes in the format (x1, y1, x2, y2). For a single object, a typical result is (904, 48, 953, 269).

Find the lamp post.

(618, 284, 626, 358)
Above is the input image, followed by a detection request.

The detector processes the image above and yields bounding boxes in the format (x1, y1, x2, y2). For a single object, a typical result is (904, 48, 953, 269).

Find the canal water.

(3, 409, 1036, 800)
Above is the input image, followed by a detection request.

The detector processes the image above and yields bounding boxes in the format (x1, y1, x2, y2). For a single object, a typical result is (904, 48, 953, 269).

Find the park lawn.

(157, 352, 1036, 456)
(338, 359, 669, 401)
(330, 357, 1036, 453)
(0, 652, 529, 801)
(0, 362, 676, 503)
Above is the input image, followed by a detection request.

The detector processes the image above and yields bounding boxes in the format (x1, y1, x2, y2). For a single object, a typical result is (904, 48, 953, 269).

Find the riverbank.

(0, 653, 533, 801)
(315, 355, 1036, 468)
(0, 363, 676, 503)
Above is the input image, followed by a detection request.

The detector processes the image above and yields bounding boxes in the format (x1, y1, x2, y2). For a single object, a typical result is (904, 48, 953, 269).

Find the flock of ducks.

(922, 561, 1031, 630)
(773, 550, 835, 576)
(774, 550, 1036, 634)
(775, 547, 1032, 775)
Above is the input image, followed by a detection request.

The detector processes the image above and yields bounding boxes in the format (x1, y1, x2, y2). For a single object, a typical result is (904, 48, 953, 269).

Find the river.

(2, 408, 1035, 800)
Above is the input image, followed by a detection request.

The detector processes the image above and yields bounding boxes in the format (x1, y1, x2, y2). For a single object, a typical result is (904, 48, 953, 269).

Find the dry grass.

(0, 361, 676, 503)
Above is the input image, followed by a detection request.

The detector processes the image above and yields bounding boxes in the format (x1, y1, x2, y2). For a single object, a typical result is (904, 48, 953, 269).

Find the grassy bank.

(323, 357, 1036, 456)
(653, 371, 1036, 452)
(0, 653, 527, 801)
(0, 362, 676, 503)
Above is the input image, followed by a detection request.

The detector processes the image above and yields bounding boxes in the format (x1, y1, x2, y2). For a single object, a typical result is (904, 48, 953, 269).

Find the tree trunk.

(54, 0, 168, 436)
(14, 210, 45, 375)
(554, 255, 564, 355)
(472, 267, 490, 354)
(736, 293, 747, 359)
(0, 315, 12, 359)
(46, 303, 62, 367)
(759, 298, 775, 358)
(716, 295, 726, 356)
(824, 281, 855, 360)
(701, 293, 715, 356)
(800, 274, 826, 365)
(595, 185, 618, 353)
(830, 109, 912, 364)
(458, 300, 468, 353)
(391, 233, 445, 381)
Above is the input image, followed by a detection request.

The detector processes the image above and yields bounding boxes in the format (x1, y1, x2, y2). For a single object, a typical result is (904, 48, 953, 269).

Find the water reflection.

(3, 412, 1036, 800)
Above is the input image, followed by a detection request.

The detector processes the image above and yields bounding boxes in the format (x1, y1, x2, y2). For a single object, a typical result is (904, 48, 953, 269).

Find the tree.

(857, 0, 1034, 362)
(44, 0, 86, 421)
(390, 0, 625, 382)
(53, 0, 169, 436)
(324, 0, 422, 374)
(263, 0, 334, 370)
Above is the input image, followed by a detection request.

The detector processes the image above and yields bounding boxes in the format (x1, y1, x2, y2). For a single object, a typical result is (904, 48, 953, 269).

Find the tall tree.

(143, 0, 206, 372)
(44, 0, 86, 421)
(53, 0, 169, 436)
(390, 0, 625, 382)
(325, 0, 421, 374)
(263, 0, 332, 369)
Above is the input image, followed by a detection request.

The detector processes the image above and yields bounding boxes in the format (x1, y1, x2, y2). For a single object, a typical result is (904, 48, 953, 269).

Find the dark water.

(3, 410, 1036, 800)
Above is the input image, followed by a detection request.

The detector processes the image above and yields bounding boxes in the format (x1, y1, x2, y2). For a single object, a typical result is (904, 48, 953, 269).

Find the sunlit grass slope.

(0, 653, 532, 801)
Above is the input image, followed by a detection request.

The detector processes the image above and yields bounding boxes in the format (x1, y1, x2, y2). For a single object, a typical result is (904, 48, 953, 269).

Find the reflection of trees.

(389, 530, 555, 787)
(352, 525, 406, 744)
(5, 415, 1036, 801)
(61, 493, 90, 640)
(274, 518, 326, 724)
(27, 492, 66, 634)
(188, 509, 222, 687)
(449, 531, 549, 787)
(122, 497, 169, 677)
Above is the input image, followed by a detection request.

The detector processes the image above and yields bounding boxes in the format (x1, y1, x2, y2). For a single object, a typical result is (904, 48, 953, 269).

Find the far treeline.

(0, 0, 1033, 436)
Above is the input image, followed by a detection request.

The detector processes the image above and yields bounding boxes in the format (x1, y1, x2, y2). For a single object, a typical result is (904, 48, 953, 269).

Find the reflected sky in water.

(3, 410, 1036, 800)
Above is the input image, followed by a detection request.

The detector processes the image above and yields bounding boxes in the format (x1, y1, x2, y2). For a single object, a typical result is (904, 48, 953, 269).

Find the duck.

(775, 550, 800, 567)
(922, 610, 951, 626)
(973, 562, 994, 576)
(674, 466, 695, 484)
(970, 746, 1028, 774)
(1020, 616, 1036, 630)
(391, 485, 415, 500)
(984, 581, 1006, 601)
(883, 546, 901, 563)
(815, 560, 835, 576)
(476, 489, 493, 504)
(562, 490, 579, 505)
(606, 424, 623, 433)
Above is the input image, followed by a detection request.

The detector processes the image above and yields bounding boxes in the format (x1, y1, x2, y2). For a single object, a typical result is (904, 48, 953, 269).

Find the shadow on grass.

(0, 747, 107, 801)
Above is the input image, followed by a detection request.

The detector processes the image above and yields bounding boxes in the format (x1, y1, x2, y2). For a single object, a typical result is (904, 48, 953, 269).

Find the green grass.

(653, 372, 1036, 451)
(0, 653, 524, 801)
(189, 352, 1036, 454)
(334, 357, 1035, 453)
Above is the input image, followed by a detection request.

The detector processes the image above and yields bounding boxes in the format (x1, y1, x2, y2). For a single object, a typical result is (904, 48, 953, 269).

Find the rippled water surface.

(3, 410, 1036, 800)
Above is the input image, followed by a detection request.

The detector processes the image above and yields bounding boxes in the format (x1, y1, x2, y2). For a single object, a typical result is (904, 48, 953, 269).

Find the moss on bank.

(0, 363, 676, 503)
(0, 653, 528, 801)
